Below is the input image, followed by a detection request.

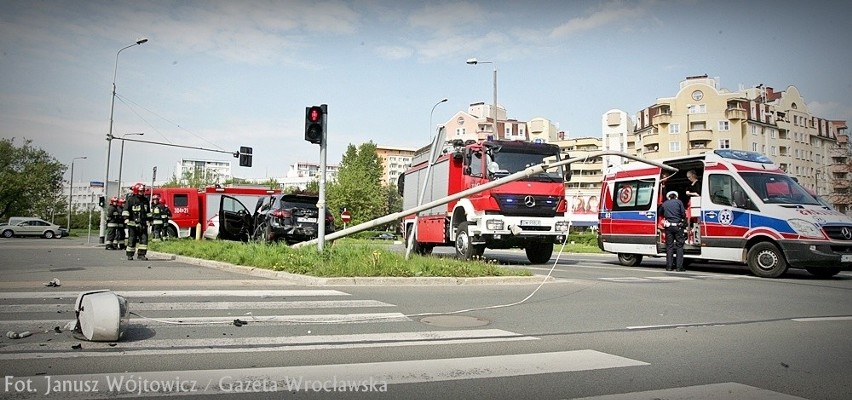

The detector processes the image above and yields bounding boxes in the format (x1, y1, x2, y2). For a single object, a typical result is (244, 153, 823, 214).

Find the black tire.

(805, 267, 841, 278)
(1, 230, 13, 238)
(747, 242, 788, 278)
(165, 226, 178, 240)
(42, 231, 55, 239)
(413, 241, 434, 255)
(525, 242, 554, 264)
(455, 222, 484, 260)
(617, 253, 643, 267)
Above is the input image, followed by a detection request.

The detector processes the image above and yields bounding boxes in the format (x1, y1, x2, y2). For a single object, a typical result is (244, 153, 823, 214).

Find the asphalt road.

(1, 237, 850, 399)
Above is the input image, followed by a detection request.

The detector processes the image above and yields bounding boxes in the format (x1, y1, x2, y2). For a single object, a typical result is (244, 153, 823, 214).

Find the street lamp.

(117, 132, 145, 196)
(100, 38, 148, 244)
(466, 58, 497, 139)
(429, 98, 448, 141)
(68, 156, 87, 233)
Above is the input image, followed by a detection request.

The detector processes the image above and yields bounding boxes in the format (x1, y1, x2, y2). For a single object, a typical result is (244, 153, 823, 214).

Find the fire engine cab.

(598, 149, 852, 278)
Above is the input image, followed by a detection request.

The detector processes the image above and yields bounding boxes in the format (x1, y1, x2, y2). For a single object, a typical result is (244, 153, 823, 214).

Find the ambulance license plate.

(297, 217, 317, 223)
(520, 220, 541, 226)
(842, 255, 852, 262)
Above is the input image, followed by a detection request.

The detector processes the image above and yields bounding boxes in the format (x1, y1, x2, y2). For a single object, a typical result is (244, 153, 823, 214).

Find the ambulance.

(598, 149, 852, 278)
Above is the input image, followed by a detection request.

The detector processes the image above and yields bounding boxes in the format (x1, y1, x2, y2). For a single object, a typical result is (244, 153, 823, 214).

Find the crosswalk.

(0, 289, 808, 399)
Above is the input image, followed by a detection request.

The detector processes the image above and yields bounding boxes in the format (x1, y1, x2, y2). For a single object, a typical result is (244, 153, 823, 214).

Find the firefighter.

(150, 194, 165, 241)
(159, 202, 172, 240)
(105, 197, 120, 250)
(123, 183, 150, 261)
(116, 197, 127, 250)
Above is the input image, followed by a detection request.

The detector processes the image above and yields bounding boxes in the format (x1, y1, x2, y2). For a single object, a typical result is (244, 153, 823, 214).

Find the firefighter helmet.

(131, 182, 146, 195)
(117, 198, 125, 206)
(151, 194, 160, 203)
(110, 196, 118, 205)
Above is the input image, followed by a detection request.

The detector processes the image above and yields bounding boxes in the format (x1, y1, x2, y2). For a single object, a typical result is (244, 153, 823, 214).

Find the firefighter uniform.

(159, 204, 172, 240)
(105, 197, 120, 250)
(150, 195, 165, 241)
(116, 198, 127, 249)
(123, 183, 150, 261)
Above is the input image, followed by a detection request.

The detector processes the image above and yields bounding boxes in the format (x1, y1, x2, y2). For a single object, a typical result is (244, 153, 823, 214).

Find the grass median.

(148, 239, 533, 278)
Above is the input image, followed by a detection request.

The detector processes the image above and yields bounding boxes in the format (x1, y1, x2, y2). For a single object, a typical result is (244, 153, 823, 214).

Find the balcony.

(725, 108, 747, 120)
(687, 129, 714, 141)
(652, 112, 672, 126)
(572, 163, 602, 171)
(643, 132, 660, 147)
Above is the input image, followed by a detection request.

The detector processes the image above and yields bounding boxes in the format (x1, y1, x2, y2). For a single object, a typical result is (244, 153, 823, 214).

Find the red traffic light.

(308, 106, 323, 122)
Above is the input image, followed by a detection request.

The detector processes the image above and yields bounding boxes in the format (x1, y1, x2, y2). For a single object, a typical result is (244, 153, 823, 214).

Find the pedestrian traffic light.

(239, 146, 252, 167)
(305, 105, 326, 145)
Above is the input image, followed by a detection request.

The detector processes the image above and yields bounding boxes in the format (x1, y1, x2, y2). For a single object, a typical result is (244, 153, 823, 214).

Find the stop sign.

(341, 209, 351, 223)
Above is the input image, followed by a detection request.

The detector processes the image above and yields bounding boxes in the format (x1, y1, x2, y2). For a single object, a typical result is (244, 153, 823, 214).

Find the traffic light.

(305, 105, 326, 145)
(239, 146, 252, 167)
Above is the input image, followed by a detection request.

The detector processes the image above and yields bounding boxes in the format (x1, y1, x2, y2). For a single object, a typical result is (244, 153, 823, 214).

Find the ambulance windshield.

(739, 172, 821, 205)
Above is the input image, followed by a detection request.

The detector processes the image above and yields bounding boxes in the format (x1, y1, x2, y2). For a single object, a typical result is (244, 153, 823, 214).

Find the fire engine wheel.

(165, 226, 178, 240)
(455, 222, 484, 260)
(805, 267, 841, 278)
(525, 242, 554, 264)
(414, 241, 433, 255)
(747, 242, 788, 278)
(617, 253, 643, 267)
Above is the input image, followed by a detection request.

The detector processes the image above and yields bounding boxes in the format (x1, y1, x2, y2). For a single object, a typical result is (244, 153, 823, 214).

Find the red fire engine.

(150, 186, 280, 239)
(399, 139, 571, 263)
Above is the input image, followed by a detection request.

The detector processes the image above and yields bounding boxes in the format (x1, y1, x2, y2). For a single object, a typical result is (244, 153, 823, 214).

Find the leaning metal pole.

(293, 151, 677, 251)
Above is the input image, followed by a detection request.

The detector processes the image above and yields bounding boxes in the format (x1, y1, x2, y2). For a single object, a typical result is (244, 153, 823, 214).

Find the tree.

(327, 142, 385, 225)
(0, 138, 66, 221)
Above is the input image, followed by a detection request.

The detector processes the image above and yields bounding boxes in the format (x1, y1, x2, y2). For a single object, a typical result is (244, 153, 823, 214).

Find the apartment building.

(375, 145, 416, 186)
(635, 75, 850, 213)
(176, 158, 232, 185)
(441, 102, 526, 143)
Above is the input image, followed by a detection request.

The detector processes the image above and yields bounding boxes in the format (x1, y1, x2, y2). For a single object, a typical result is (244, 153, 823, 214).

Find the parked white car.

(1, 218, 65, 239)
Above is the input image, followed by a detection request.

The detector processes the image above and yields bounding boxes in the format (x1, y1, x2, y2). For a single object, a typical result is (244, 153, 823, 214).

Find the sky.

(2, 0, 851, 185)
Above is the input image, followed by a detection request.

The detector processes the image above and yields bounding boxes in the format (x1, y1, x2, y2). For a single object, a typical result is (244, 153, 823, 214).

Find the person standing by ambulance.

(123, 183, 150, 261)
(659, 191, 687, 271)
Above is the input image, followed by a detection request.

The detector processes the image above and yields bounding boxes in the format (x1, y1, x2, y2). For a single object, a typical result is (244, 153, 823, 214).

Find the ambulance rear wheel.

(455, 222, 484, 260)
(747, 242, 788, 278)
(617, 253, 643, 267)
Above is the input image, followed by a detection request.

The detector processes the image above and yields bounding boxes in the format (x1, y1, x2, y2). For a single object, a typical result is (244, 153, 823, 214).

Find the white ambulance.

(598, 149, 852, 278)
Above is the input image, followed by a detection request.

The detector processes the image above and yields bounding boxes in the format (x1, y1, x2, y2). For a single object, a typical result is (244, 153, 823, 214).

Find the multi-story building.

(551, 136, 605, 227)
(175, 159, 232, 185)
(634, 75, 849, 213)
(275, 162, 339, 191)
(441, 102, 526, 143)
(62, 180, 114, 213)
(375, 145, 415, 186)
(601, 109, 637, 169)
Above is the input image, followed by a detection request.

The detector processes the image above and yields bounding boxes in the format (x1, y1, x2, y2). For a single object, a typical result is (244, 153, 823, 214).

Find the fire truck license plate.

(297, 217, 317, 223)
(520, 220, 541, 226)
(842, 255, 852, 262)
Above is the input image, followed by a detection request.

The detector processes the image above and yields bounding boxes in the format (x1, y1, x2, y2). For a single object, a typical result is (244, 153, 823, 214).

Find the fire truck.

(399, 139, 571, 263)
(150, 186, 280, 239)
(598, 149, 852, 277)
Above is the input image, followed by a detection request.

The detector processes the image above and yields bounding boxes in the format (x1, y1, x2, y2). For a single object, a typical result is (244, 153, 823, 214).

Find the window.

(718, 139, 731, 149)
(751, 142, 758, 152)
(612, 180, 655, 211)
(669, 124, 680, 134)
(455, 128, 465, 136)
(751, 125, 759, 135)
(770, 146, 777, 156)
(173, 194, 189, 207)
(718, 120, 730, 131)
(669, 141, 681, 152)
(708, 174, 755, 210)
(687, 104, 706, 114)
(690, 121, 706, 131)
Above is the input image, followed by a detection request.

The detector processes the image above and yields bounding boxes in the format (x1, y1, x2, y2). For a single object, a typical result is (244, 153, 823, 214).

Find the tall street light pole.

(68, 156, 87, 233)
(100, 38, 148, 244)
(429, 98, 448, 141)
(466, 58, 497, 139)
(117, 132, 145, 196)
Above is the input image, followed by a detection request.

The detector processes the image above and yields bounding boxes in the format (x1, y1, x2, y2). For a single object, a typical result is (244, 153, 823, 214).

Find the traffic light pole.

(317, 104, 328, 252)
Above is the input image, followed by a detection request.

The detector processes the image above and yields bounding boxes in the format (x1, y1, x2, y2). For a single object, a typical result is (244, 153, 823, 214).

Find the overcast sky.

(2, 0, 850, 185)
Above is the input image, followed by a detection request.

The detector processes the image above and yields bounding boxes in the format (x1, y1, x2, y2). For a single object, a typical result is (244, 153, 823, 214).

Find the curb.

(149, 251, 565, 287)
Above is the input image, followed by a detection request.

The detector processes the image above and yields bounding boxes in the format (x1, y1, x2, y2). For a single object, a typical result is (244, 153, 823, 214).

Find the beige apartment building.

(375, 145, 416, 186)
(635, 75, 850, 214)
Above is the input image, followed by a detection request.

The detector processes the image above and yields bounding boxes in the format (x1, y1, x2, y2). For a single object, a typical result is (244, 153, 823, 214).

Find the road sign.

(341, 209, 351, 223)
